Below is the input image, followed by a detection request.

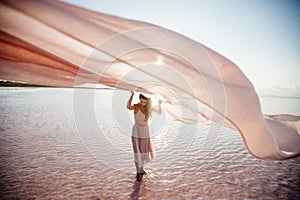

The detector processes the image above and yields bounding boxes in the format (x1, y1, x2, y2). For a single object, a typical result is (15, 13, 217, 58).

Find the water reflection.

(130, 181, 141, 200)
(0, 88, 299, 199)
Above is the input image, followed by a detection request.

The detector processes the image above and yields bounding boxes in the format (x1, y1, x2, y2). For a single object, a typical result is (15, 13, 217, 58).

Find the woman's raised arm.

(127, 91, 135, 110)
(151, 99, 162, 114)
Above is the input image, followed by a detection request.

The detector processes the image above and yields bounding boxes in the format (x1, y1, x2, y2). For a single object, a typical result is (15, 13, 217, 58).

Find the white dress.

(131, 108, 154, 168)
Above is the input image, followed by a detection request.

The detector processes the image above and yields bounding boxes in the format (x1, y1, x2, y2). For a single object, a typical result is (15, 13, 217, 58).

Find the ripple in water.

(0, 88, 299, 199)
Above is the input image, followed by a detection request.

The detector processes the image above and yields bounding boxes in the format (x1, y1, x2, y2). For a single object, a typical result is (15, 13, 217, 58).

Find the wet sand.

(0, 88, 299, 199)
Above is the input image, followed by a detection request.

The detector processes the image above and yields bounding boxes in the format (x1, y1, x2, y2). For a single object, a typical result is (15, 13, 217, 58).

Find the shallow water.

(259, 96, 300, 116)
(0, 88, 299, 199)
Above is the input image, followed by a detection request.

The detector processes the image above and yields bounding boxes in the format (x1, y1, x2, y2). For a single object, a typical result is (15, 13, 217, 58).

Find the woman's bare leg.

(135, 162, 146, 181)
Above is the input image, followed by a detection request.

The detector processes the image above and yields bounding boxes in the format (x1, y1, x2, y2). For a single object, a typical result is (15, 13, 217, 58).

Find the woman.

(127, 91, 162, 181)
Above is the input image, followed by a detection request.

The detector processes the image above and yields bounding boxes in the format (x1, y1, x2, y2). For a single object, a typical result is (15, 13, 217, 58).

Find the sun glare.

(155, 56, 164, 65)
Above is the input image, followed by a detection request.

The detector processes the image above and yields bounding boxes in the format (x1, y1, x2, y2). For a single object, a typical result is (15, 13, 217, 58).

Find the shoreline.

(0, 80, 114, 90)
(0, 87, 43, 90)
(0, 86, 64, 90)
(0, 86, 114, 90)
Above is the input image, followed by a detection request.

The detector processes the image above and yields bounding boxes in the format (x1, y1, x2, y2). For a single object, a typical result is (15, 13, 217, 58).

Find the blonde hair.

(139, 94, 152, 121)
(145, 98, 152, 121)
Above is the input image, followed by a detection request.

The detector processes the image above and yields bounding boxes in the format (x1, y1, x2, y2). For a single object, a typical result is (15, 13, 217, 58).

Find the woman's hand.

(152, 99, 162, 114)
(158, 99, 162, 105)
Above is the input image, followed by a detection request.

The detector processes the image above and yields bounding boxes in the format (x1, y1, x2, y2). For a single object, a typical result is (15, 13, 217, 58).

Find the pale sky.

(64, 0, 300, 90)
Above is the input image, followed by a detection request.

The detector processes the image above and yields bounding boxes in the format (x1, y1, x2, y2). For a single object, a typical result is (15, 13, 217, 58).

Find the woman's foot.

(140, 166, 147, 175)
(141, 169, 147, 176)
(136, 173, 143, 181)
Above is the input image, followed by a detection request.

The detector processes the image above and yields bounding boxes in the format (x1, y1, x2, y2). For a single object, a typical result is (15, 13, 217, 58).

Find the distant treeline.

(0, 80, 55, 87)
(0, 80, 114, 89)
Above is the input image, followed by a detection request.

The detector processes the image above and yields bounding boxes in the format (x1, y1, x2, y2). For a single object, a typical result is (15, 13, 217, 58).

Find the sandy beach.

(0, 88, 299, 199)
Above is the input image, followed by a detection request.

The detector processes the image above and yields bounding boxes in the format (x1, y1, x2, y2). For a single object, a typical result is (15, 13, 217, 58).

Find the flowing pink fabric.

(0, 0, 299, 159)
